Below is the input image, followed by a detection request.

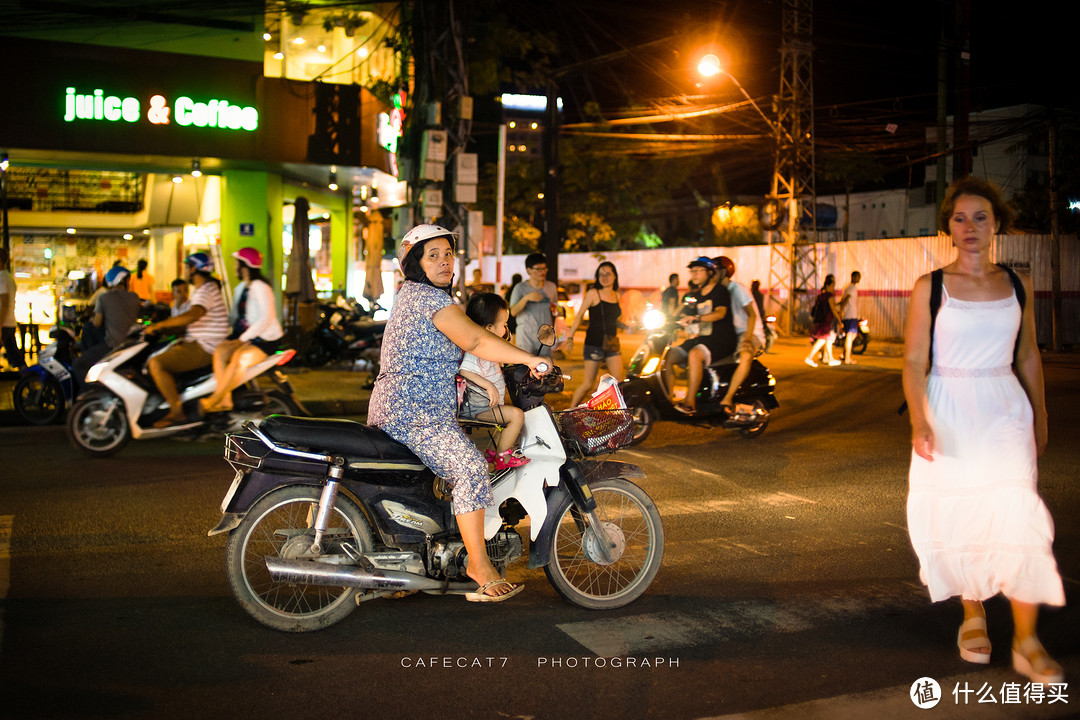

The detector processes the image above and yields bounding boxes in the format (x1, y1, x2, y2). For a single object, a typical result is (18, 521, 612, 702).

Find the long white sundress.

(907, 284, 1065, 606)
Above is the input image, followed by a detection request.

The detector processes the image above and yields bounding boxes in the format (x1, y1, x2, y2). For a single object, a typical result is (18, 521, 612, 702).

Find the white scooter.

(67, 330, 307, 457)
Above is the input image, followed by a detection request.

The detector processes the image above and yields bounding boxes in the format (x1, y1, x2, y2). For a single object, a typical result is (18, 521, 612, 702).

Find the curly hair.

(938, 177, 1014, 234)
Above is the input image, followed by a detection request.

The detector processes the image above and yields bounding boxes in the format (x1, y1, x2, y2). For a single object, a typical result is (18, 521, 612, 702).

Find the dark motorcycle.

(300, 298, 385, 380)
(12, 325, 79, 425)
(211, 329, 664, 631)
(833, 318, 870, 355)
(620, 307, 779, 444)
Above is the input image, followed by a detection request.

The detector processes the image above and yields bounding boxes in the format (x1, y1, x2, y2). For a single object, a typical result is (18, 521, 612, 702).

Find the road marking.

(697, 668, 1077, 719)
(558, 594, 921, 658)
(690, 468, 722, 478)
(758, 491, 817, 506)
(658, 499, 740, 516)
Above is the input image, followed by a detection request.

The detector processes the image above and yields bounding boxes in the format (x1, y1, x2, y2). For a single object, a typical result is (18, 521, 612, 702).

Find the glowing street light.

(697, 53, 777, 136)
(698, 53, 721, 78)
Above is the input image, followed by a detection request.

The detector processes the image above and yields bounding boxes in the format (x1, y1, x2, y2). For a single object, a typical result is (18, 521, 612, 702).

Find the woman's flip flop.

(465, 579, 524, 603)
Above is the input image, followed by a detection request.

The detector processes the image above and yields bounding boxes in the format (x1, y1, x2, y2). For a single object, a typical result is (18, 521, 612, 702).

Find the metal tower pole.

(767, 0, 816, 334)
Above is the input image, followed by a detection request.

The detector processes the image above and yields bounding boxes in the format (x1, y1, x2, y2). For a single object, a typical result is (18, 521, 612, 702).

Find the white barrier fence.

(473, 234, 1080, 344)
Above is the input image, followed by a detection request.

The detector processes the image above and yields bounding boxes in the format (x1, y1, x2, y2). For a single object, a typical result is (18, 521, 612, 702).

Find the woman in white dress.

(903, 178, 1064, 683)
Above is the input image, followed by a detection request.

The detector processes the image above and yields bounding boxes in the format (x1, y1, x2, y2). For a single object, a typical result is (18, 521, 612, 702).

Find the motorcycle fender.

(526, 484, 571, 570)
(221, 469, 323, 516)
(762, 393, 780, 410)
(578, 458, 646, 482)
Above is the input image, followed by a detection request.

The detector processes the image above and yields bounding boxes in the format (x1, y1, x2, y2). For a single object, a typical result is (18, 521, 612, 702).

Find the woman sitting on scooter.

(663, 256, 736, 415)
(200, 248, 283, 414)
(367, 224, 549, 603)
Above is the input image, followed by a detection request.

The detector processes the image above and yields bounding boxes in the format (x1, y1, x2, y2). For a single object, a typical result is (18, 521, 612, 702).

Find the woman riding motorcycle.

(367, 224, 549, 602)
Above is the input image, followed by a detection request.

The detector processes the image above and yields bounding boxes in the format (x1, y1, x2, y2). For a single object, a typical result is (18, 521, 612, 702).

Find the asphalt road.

(0, 337, 1078, 720)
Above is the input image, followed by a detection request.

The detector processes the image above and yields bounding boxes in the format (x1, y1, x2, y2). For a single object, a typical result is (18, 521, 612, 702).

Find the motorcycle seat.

(258, 415, 420, 463)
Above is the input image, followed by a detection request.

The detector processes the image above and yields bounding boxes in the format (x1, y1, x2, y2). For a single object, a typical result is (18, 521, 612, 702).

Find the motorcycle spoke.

(241, 501, 353, 616)
(553, 489, 654, 598)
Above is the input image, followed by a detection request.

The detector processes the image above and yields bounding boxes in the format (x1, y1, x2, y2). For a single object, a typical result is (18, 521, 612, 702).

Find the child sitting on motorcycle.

(458, 293, 529, 472)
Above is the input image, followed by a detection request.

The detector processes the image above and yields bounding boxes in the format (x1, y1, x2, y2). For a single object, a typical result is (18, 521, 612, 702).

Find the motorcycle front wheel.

(225, 486, 375, 632)
(544, 478, 664, 610)
(629, 404, 656, 445)
(14, 374, 65, 425)
(66, 391, 130, 456)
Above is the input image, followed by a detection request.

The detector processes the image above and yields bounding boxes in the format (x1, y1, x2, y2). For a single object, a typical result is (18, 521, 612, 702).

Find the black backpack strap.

(928, 268, 944, 369)
(996, 263, 1026, 363)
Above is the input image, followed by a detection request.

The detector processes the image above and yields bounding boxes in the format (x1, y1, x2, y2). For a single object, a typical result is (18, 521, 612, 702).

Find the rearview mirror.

(537, 324, 556, 347)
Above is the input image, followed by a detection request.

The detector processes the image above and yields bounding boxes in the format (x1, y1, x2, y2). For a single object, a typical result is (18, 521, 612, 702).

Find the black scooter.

(620, 305, 779, 444)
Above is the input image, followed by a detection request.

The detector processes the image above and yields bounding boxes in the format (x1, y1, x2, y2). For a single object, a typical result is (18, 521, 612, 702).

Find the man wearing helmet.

(664, 256, 735, 414)
(144, 252, 229, 427)
(72, 264, 142, 385)
(714, 256, 766, 412)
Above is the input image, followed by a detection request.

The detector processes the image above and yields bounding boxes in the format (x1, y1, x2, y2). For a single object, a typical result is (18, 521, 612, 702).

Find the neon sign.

(63, 87, 258, 131)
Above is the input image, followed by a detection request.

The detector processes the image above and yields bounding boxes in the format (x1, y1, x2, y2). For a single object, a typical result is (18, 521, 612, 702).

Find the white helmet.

(397, 223, 457, 266)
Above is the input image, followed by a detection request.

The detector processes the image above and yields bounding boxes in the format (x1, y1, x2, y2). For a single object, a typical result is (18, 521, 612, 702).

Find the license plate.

(220, 469, 245, 513)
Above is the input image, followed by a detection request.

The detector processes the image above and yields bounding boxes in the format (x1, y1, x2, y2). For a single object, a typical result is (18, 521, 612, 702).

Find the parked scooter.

(66, 329, 308, 457)
(300, 298, 385, 380)
(12, 325, 79, 425)
(211, 328, 664, 631)
(832, 318, 870, 355)
(620, 306, 779, 444)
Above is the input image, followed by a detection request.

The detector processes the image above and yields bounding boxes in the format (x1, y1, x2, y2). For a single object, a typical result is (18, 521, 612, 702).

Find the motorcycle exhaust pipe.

(265, 556, 453, 592)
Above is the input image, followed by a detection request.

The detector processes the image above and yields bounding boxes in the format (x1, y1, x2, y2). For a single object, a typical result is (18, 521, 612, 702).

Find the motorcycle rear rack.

(224, 420, 337, 472)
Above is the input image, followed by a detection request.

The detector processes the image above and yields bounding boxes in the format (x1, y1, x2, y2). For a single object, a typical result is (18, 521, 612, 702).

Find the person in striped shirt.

(145, 252, 229, 427)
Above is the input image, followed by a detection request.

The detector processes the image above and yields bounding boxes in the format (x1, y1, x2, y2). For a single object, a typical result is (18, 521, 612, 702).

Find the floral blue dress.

(367, 281, 493, 515)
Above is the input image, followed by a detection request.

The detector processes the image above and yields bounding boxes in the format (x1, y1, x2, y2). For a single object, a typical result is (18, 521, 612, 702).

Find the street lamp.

(697, 54, 777, 137)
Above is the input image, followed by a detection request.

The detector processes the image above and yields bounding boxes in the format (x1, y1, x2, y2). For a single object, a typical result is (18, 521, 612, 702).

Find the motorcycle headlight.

(642, 308, 666, 331)
(642, 357, 661, 376)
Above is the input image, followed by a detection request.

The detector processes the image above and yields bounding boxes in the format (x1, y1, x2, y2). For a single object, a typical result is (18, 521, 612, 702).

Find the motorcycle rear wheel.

(544, 478, 664, 610)
(66, 391, 131, 456)
(14, 374, 65, 425)
(851, 332, 869, 355)
(225, 486, 375, 632)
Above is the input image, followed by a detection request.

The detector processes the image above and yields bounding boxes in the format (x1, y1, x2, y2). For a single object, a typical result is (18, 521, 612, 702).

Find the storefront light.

(263, 31, 272, 41)
(66, 228, 76, 234)
(191, 159, 202, 178)
(123, 233, 133, 240)
(274, 51, 284, 60)
(172, 175, 183, 184)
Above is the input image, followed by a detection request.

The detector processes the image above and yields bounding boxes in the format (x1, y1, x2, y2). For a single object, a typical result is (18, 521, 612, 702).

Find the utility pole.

(767, 0, 816, 334)
(542, 80, 561, 282)
(408, 0, 473, 292)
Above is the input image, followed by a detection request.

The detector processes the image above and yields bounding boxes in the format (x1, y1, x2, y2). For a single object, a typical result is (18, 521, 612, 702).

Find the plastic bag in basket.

(586, 374, 625, 411)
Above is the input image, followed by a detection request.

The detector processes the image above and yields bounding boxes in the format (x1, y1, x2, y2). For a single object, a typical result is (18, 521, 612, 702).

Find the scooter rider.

(144, 252, 229, 428)
(714, 256, 766, 413)
(71, 264, 143, 387)
(663, 256, 735, 414)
